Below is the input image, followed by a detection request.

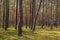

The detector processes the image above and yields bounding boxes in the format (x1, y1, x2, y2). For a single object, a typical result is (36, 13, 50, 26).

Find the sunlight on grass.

(0, 26, 60, 40)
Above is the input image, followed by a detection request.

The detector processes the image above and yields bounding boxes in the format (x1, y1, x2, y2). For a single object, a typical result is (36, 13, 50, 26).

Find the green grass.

(0, 26, 60, 40)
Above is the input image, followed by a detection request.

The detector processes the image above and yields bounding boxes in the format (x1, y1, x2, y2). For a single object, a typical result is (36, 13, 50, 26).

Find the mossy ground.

(0, 26, 60, 40)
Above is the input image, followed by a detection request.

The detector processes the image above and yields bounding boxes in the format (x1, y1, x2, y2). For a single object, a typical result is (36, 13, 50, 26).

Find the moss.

(0, 26, 60, 40)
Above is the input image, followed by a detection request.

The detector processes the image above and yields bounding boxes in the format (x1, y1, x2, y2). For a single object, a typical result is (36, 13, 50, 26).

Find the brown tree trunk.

(29, 0, 33, 30)
(25, 0, 28, 29)
(5, 0, 9, 30)
(41, 0, 44, 28)
(50, 0, 53, 30)
(18, 0, 23, 36)
(55, 0, 58, 28)
(3, 0, 6, 28)
(32, 0, 42, 32)
(15, 0, 18, 30)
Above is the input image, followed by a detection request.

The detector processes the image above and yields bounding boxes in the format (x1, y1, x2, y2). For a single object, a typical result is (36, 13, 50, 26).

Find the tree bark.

(3, 0, 6, 28)
(41, 0, 44, 28)
(18, 0, 23, 36)
(15, 0, 18, 30)
(32, 0, 42, 32)
(5, 0, 9, 30)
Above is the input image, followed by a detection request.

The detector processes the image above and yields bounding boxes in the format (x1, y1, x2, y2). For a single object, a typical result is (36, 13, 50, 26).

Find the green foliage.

(0, 26, 60, 40)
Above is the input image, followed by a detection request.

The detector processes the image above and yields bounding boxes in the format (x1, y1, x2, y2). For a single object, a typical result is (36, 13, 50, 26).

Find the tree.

(50, 0, 53, 29)
(25, 0, 28, 28)
(15, 0, 18, 30)
(3, 0, 6, 28)
(5, 0, 9, 30)
(18, 0, 23, 36)
(0, 0, 2, 28)
(29, 0, 36, 31)
(46, 0, 48, 26)
(41, 0, 44, 28)
(29, 0, 33, 30)
(32, 0, 42, 32)
(55, 0, 58, 28)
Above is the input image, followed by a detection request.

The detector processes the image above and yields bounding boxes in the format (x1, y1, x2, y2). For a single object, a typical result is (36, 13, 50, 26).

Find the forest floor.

(0, 26, 60, 40)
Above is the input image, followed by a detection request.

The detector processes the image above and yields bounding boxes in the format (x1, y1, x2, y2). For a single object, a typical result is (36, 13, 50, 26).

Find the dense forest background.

(0, 0, 60, 26)
(0, 0, 60, 40)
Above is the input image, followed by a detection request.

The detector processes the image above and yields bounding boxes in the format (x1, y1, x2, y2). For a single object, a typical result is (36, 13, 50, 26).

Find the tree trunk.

(18, 0, 23, 36)
(32, 0, 42, 32)
(5, 0, 9, 30)
(2, 0, 6, 28)
(41, 0, 44, 28)
(55, 0, 58, 28)
(50, 0, 53, 30)
(25, 0, 28, 29)
(15, 0, 18, 30)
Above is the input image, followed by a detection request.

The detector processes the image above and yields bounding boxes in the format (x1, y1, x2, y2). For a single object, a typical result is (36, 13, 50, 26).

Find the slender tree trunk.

(32, 0, 42, 32)
(55, 0, 58, 28)
(18, 0, 23, 36)
(2, 0, 6, 28)
(0, 3, 1, 27)
(29, 0, 36, 31)
(50, 0, 53, 30)
(46, 0, 48, 26)
(31, 0, 34, 30)
(29, 0, 33, 30)
(15, 0, 18, 30)
(12, 14, 14, 26)
(5, 0, 9, 30)
(29, 1, 31, 28)
(25, 0, 28, 28)
(32, 0, 36, 32)
(41, 0, 44, 28)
